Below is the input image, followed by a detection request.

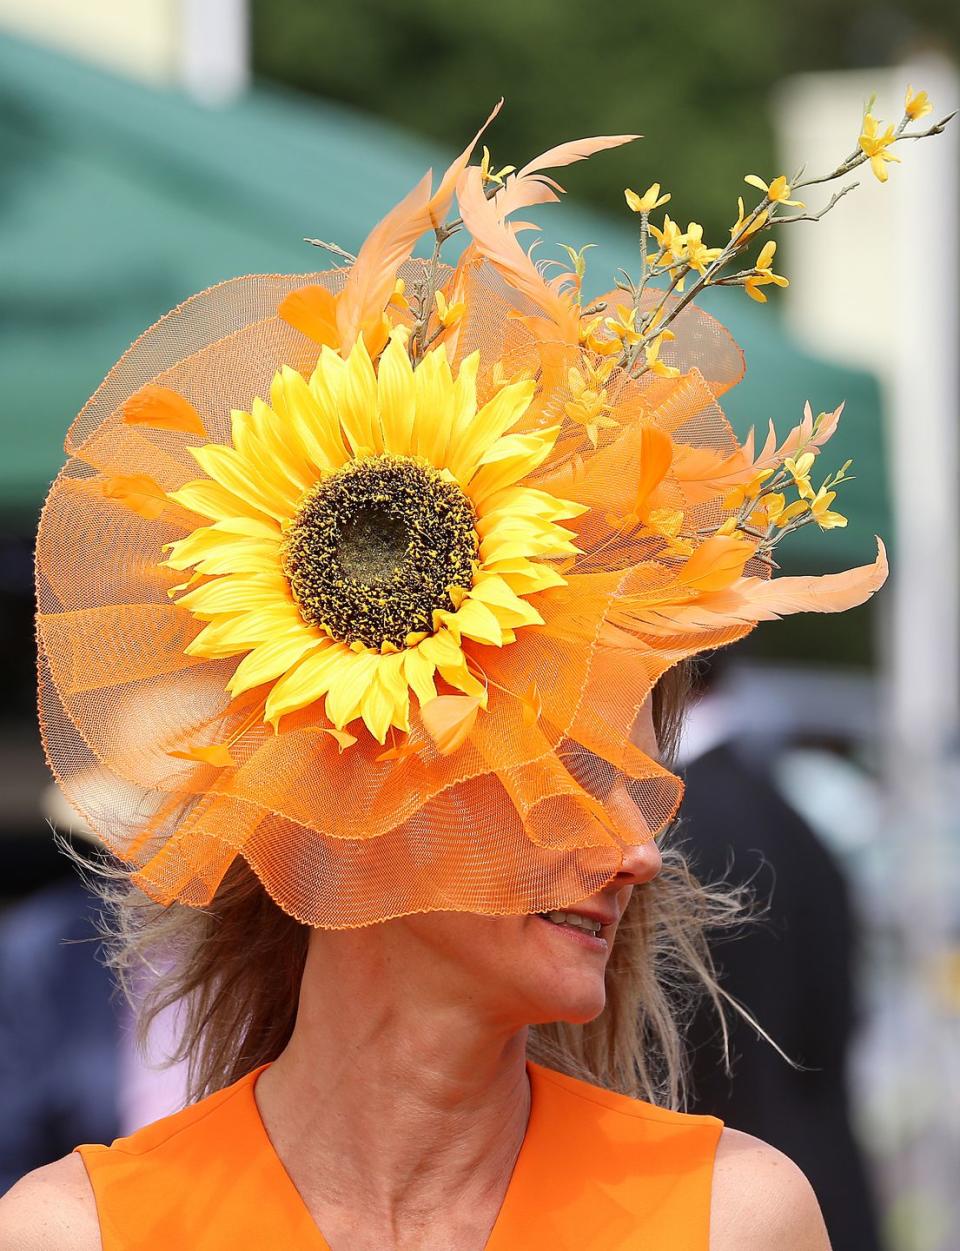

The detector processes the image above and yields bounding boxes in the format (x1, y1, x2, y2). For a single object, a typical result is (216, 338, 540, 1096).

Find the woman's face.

(370, 700, 663, 1030)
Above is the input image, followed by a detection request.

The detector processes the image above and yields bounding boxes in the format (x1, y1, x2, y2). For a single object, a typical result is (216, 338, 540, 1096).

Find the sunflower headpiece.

(38, 94, 948, 927)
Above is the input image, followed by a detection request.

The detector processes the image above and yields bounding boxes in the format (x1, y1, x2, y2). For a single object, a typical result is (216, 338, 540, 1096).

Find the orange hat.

(35, 119, 887, 927)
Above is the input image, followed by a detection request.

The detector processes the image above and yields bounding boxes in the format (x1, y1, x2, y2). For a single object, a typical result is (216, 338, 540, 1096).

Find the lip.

(559, 907, 619, 928)
(533, 912, 612, 953)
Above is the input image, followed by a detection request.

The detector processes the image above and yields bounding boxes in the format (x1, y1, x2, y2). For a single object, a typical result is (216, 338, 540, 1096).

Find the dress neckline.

(245, 1060, 540, 1251)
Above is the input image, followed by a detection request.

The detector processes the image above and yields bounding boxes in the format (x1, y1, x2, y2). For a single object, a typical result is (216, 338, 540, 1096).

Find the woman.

(1, 693, 831, 1250)
(2, 106, 918, 1247)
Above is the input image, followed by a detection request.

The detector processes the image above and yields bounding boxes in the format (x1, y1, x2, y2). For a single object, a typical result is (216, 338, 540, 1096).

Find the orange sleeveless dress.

(77, 1060, 722, 1249)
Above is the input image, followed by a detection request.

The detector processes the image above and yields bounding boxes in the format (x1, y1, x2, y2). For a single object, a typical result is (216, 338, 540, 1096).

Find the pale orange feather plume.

(752, 400, 844, 469)
(457, 166, 581, 342)
(732, 538, 888, 618)
(606, 539, 887, 642)
(335, 102, 503, 349)
(496, 134, 641, 216)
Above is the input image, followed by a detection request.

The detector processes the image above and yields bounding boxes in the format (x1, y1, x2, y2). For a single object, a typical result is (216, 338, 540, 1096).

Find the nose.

(614, 839, 662, 886)
(603, 777, 663, 885)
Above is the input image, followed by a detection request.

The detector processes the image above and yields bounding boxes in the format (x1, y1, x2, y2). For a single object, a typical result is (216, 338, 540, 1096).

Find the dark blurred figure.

(0, 876, 120, 1192)
(682, 724, 884, 1250)
(0, 791, 186, 1194)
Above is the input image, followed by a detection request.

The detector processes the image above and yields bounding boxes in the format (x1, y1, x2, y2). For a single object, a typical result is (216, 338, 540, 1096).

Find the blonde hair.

(79, 664, 745, 1110)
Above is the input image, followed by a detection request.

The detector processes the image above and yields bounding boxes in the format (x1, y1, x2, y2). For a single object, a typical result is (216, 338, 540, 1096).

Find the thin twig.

(896, 110, 957, 140)
(303, 237, 358, 264)
(769, 182, 859, 225)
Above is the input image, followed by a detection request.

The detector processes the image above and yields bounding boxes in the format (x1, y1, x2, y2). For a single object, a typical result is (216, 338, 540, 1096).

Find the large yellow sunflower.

(163, 332, 586, 745)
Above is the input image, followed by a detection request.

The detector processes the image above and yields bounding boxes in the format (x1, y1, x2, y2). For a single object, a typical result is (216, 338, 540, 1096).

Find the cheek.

(631, 698, 658, 758)
(402, 914, 528, 976)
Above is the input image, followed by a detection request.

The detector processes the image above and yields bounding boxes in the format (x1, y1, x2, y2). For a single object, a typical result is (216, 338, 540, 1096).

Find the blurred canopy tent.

(0, 31, 888, 571)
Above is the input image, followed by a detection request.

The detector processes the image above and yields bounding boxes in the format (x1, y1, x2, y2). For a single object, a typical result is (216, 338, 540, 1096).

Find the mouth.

(534, 909, 613, 952)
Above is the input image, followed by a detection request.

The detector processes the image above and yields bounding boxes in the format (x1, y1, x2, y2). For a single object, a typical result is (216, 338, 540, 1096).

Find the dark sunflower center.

(282, 454, 478, 649)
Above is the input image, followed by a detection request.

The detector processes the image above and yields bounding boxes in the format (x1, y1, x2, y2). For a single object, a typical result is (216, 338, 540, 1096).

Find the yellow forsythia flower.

(731, 196, 769, 243)
(625, 183, 671, 213)
(479, 146, 516, 186)
(859, 114, 901, 182)
(684, 222, 723, 276)
(564, 367, 619, 446)
(644, 332, 680, 379)
(744, 174, 805, 208)
(725, 468, 773, 511)
(648, 214, 686, 262)
(603, 304, 643, 346)
(810, 486, 848, 529)
(744, 240, 789, 303)
(783, 451, 816, 500)
(905, 86, 932, 121)
(389, 278, 409, 311)
(435, 290, 465, 328)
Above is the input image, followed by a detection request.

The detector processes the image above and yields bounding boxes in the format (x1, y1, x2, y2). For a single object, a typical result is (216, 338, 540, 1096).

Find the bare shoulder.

(710, 1128, 832, 1251)
(0, 1154, 101, 1251)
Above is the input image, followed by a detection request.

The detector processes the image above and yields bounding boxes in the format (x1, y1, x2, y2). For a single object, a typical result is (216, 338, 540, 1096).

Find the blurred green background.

(254, 0, 959, 241)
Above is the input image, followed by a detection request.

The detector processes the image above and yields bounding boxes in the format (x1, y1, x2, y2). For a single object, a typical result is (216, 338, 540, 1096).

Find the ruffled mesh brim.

(36, 260, 759, 927)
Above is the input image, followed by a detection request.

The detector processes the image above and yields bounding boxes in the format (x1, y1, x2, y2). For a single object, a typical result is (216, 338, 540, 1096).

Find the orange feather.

(121, 385, 206, 437)
(734, 538, 888, 618)
(278, 284, 340, 348)
(420, 694, 481, 755)
(336, 102, 503, 349)
(457, 167, 580, 341)
(497, 133, 640, 215)
(679, 534, 757, 593)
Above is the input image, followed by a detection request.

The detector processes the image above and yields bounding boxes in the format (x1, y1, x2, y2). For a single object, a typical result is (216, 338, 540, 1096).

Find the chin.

(510, 913, 613, 1026)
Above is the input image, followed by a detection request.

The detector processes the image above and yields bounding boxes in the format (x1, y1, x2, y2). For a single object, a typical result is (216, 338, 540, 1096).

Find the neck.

(255, 926, 531, 1249)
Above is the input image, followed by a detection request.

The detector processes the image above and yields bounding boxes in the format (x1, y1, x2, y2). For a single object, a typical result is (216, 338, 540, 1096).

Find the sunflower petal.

(276, 364, 350, 472)
(447, 351, 481, 446)
(417, 631, 485, 700)
(185, 603, 304, 658)
(360, 654, 410, 742)
(325, 649, 380, 729)
(264, 643, 346, 727)
(480, 532, 578, 563)
(403, 645, 438, 708)
(412, 345, 456, 466)
(227, 628, 324, 698)
(163, 526, 281, 575)
(169, 478, 280, 526)
(375, 651, 412, 731)
(437, 597, 505, 646)
(175, 573, 292, 619)
(467, 427, 561, 505)
(309, 347, 349, 442)
(377, 334, 417, 455)
(188, 444, 299, 521)
(338, 337, 382, 456)
(445, 379, 536, 482)
(487, 558, 568, 595)
(469, 574, 545, 628)
(257, 390, 317, 491)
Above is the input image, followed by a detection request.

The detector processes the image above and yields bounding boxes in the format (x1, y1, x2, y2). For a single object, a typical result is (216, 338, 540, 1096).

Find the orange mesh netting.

(35, 248, 885, 928)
